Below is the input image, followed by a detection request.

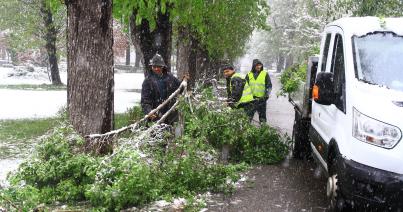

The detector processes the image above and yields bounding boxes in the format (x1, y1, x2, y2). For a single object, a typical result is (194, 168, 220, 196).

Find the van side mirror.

(312, 72, 334, 105)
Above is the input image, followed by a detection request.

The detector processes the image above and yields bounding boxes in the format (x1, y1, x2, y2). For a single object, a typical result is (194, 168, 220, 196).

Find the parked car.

(290, 17, 403, 211)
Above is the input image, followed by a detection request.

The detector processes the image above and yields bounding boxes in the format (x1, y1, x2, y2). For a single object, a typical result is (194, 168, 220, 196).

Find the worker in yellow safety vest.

(222, 64, 255, 119)
(245, 59, 272, 124)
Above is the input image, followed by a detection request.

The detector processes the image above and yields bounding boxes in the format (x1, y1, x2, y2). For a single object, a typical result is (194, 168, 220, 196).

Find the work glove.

(149, 113, 159, 121)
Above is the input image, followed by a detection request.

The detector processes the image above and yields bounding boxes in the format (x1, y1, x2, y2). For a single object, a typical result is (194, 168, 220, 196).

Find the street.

(207, 72, 329, 212)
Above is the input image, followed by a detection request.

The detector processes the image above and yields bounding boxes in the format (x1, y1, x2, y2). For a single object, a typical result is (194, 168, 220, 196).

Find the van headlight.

(353, 108, 402, 149)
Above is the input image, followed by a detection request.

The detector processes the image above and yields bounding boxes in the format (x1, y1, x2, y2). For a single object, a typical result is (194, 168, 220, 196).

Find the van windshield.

(353, 32, 403, 92)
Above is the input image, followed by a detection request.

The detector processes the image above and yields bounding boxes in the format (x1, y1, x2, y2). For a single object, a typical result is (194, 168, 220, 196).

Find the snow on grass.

(0, 89, 66, 119)
(0, 66, 67, 85)
(115, 72, 144, 90)
(0, 67, 144, 89)
(0, 66, 145, 119)
(0, 159, 22, 187)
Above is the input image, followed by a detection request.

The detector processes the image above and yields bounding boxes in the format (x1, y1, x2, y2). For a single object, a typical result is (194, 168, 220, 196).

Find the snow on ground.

(0, 66, 68, 85)
(0, 159, 22, 187)
(0, 89, 67, 119)
(115, 72, 144, 90)
(0, 67, 145, 119)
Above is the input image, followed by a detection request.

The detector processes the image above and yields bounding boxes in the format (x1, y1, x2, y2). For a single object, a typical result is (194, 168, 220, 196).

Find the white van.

(292, 17, 403, 210)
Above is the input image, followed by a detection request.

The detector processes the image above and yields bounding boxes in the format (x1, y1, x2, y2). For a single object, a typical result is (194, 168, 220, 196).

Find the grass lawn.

(0, 118, 61, 159)
(0, 118, 61, 141)
(0, 108, 142, 158)
(115, 106, 144, 129)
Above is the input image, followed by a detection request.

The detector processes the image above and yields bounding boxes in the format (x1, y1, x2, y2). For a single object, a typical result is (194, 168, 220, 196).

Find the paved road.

(207, 73, 329, 212)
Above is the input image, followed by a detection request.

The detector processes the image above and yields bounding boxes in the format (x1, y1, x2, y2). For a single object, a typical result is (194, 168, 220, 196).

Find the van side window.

(330, 34, 346, 112)
(320, 34, 332, 72)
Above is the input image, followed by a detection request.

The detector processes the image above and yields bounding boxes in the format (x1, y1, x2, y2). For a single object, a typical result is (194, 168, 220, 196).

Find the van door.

(311, 26, 347, 168)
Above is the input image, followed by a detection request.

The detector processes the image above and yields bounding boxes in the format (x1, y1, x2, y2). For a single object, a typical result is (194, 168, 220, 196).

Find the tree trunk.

(208, 59, 220, 80)
(176, 28, 198, 88)
(188, 36, 198, 88)
(285, 53, 294, 70)
(176, 28, 218, 87)
(40, 0, 62, 85)
(276, 53, 285, 73)
(125, 42, 130, 65)
(196, 48, 209, 79)
(130, 23, 142, 69)
(134, 47, 141, 68)
(176, 27, 191, 80)
(175, 27, 206, 89)
(130, 8, 172, 77)
(66, 0, 114, 137)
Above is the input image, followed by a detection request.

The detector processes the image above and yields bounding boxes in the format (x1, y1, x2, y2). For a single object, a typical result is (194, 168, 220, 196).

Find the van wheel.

(292, 111, 310, 159)
(327, 155, 348, 211)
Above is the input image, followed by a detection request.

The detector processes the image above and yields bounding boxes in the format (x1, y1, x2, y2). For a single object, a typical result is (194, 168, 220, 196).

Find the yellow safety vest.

(247, 70, 267, 98)
(231, 73, 254, 105)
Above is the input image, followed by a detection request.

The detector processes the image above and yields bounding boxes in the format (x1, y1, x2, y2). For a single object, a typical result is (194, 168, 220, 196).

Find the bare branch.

(85, 79, 188, 140)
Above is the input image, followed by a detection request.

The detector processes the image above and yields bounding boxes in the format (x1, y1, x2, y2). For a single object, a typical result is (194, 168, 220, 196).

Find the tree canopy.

(0, 0, 66, 63)
(338, 0, 403, 16)
(252, 0, 403, 71)
(113, 0, 269, 62)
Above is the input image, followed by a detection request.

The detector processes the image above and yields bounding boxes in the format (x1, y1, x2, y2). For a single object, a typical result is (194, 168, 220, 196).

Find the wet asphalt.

(207, 73, 329, 212)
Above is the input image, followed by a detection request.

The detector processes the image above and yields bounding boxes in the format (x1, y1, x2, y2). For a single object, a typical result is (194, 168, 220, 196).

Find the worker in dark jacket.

(141, 53, 181, 124)
(245, 59, 272, 123)
(223, 64, 255, 119)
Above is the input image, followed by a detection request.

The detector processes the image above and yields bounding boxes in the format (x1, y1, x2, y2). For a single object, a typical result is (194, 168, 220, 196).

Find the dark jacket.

(141, 71, 181, 115)
(226, 76, 245, 106)
(245, 59, 272, 99)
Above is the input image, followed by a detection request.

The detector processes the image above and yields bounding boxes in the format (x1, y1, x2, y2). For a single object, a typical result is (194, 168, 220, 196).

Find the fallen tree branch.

(0, 194, 21, 212)
(85, 79, 188, 140)
(157, 100, 180, 124)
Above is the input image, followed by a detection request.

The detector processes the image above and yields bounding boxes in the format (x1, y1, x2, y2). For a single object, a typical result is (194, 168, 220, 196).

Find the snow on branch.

(85, 79, 188, 143)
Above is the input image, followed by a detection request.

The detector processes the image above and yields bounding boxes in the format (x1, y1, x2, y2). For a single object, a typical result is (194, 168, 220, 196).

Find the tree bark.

(40, 0, 62, 85)
(125, 42, 130, 65)
(130, 21, 142, 69)
(196, 48, 209, 79)
(175, 27, 204, 88)
(285, 53, 294, 70)
(208, 59, 220, 80)
(175, 27, 217, 88)
(276, 53, 285, 73)
(134, 46, 141, 68)
(176, 27, 191, 80)
(66, 0, 114, 137)
(188, 35, 198, 88)
(130, 8, 172, 77)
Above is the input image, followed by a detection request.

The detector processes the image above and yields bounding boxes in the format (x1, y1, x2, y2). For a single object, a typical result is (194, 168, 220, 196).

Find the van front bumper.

(337, 157, 403, 209)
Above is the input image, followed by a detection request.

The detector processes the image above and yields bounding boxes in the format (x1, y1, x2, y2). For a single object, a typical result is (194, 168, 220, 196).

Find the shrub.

(279, 63, 307, 96)
(237, 124, 290, 164)
(181, 93, 290, 164)
(1, 125, 98, 210)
